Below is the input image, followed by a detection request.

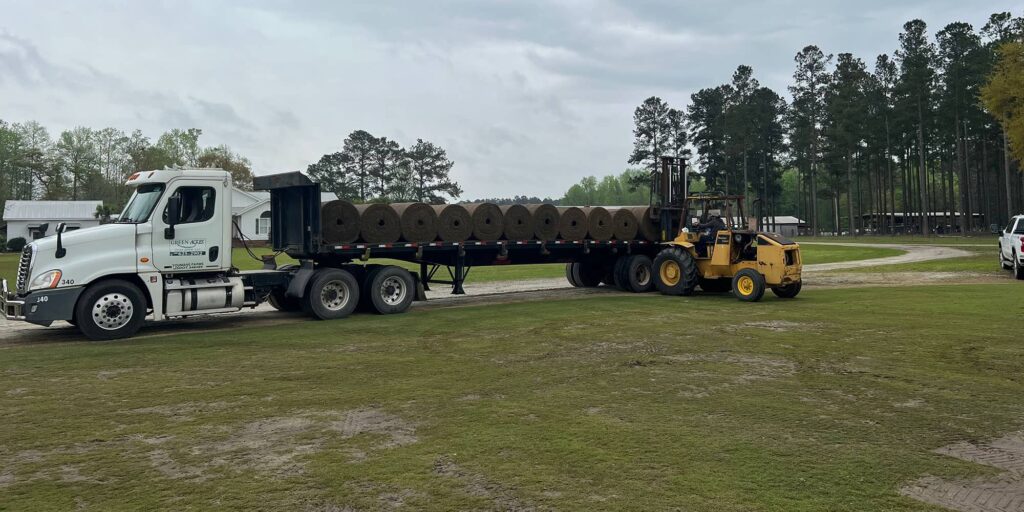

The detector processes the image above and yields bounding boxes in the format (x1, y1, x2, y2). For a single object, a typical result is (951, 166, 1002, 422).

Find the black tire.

(732, 269, 766, 302)
(267, 289, 303, 312)
(74, 279, 146, 340)
(1015, 252, 1024, 281)
(771, 280, 802, 299)
(565, 262, 581, 287)
(364, 265, 416, 314)
(617, 254, 654, 293)
(699, 278, 732, 293)
(303, 268, 360, 320)
(576, 259, 604, 287)
(611, 256, 629, 290)
(653, 247, 700, 296)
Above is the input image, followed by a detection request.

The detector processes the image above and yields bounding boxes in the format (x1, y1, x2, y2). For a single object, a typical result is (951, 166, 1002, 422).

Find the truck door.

(151, 184, 225, 273)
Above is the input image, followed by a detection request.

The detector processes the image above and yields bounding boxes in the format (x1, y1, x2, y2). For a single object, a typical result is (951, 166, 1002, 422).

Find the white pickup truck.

(998, 214, 1024, 279)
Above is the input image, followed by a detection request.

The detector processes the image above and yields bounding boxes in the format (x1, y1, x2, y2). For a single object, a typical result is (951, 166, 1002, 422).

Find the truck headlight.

(29, 270, 62, 291)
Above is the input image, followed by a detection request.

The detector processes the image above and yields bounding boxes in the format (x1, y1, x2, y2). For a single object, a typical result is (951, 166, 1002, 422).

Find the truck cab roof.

(126, 168, 230, 187)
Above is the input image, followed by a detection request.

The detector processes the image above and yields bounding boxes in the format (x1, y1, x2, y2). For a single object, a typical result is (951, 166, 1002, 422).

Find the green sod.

(2, 284, 1023, 510)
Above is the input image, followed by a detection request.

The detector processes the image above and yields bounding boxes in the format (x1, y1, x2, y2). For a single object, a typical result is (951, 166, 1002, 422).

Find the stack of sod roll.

(319, 200, 661, 245)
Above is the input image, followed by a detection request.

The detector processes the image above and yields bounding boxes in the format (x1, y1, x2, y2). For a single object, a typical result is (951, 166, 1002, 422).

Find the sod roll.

(464, 203, 504, 241)
(557, 206, 588, 240)
(499, 204, 533, 240)
(355, 203, 401, 244)
(431, 204, 473, 242)
(581, 206, 613, 241)
(526, 204, 559, 241)
(608, 208, 639, 241)
(320, 200, 360, 244)
(391, 202, 438, 242)
(628, 206, 660, 241)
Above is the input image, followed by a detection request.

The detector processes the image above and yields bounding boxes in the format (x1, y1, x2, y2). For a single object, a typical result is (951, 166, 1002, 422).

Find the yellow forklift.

(647, 157, 803, 301)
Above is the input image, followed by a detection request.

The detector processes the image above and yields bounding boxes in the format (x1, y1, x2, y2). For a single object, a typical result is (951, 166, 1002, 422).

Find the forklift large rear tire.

(771, 280, 802, 299)
(74, 279, 146, 340)
(364, 265, 415, 314)
(732, 269, 766, 302)
(304, 268, 360, 320)
(616, 254, 654, 293)
(653, 247, 699, 296)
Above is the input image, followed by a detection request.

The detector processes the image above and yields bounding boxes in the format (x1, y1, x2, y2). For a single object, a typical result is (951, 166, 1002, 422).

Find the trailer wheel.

(771, 280, 802, 299)
(576, 259, 604, 287)
(364, 265, 415, 314)
(653, 247, 699, 296)
(732, 269, 766, 302)
(304, 268, 360, 320)
(74, 279, 146, 341)
(699, 278, 732, 293)
(611, 256, 629, 290)
(616, 254, 654, 293)
(565, 263, 581, 287)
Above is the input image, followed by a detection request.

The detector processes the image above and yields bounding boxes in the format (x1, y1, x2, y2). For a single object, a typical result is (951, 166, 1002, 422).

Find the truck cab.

(3, 168, 251, 339)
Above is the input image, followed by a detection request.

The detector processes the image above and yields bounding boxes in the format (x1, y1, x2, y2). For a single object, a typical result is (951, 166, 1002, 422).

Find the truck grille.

(15, 244, 32, 294)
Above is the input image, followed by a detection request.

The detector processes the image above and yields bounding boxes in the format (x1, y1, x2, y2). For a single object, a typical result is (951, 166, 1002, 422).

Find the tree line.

(308, 130, 462, 203)
(631, 11, 1024, 235)
(0, 122, 254, 214)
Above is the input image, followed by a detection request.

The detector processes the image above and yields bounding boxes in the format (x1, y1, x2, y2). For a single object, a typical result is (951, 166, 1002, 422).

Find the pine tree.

(789, 46, 833, 235)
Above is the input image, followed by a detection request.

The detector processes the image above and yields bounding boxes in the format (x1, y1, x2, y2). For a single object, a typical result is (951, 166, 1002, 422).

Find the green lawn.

(233, 245, 906, 282)
(0, 252, 18, 286)
(2, 284, 1024, 510)
(843, 245, 999, 274)
(796, 235, 996, 246)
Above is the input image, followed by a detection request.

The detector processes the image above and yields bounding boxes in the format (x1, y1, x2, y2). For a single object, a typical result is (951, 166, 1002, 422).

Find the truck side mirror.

(165, 196, 181, 240)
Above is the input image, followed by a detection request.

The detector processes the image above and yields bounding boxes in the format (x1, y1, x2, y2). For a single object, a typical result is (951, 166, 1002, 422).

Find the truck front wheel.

(74, 279, 146, 341)
(304, 269, 360, 320)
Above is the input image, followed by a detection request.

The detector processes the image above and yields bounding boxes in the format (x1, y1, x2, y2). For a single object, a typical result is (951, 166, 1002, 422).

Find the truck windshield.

(118, 184, 165, 223)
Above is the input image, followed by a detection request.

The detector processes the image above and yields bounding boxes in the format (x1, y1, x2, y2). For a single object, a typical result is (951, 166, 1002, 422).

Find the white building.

(761, 216, 806, 238)
(3, 200, 104, 242)
(231, 189, 337, 242)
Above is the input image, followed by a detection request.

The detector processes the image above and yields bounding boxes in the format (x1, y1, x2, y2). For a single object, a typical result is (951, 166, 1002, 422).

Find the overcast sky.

(1, 1, 1021, 199)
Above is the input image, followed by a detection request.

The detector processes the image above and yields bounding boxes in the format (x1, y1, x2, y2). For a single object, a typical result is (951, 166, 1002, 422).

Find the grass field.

(2, 284, 1023, 510)
(1, 243, 908, 290)
(796, 234, 996, 246)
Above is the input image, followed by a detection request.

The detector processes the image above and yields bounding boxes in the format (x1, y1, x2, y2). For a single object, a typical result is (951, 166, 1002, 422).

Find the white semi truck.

(1, 168, 667, 340)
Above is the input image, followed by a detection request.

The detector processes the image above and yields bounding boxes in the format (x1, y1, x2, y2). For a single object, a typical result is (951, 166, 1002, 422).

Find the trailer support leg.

(420, 261, 431, 291)
(452, 255, 466, 295)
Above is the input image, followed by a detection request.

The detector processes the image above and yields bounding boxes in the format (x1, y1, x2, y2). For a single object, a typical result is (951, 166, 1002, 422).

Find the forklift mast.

(651, 156, 688, 240)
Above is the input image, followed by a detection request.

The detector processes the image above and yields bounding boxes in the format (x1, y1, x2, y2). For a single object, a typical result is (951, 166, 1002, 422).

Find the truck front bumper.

(2, 279, 83, 327)
(2, 279, 25, 321)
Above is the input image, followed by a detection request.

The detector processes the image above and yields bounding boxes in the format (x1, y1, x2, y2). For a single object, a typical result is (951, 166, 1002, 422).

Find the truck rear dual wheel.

(1015, 252, 1024, 280)
(267, 265, 303, 312)
(75, 279, 146, 341)
(362, 265, 416, 314)
(614, 254, 654, 293)
(653, 247, 699, 296)
(732, 269, 766, 302)
(304, 268, 360, 320)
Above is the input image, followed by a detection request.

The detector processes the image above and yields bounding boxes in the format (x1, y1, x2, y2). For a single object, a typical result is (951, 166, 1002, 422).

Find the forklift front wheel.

(732, 269, 765, 302)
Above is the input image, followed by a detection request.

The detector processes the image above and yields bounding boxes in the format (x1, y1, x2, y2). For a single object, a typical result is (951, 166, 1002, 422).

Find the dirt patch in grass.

(742, 320, 820, 332)
(129, 400, 234, 421)
(660, 353, 797, 398)
(901, 431, 1024, 511)
(433, 456, 535, 511)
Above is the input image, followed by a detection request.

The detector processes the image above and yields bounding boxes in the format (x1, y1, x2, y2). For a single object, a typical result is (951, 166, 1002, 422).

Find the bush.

(0, 234, 5, 252)
(6, 237, 27, 252)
